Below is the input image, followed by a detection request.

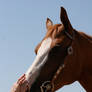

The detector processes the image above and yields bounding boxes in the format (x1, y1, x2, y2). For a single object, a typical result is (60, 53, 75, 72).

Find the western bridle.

(40, 30, 75, 92)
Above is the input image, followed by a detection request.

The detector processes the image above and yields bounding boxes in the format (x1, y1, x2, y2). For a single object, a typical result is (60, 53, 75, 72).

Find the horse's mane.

(78, 31, 92, 43)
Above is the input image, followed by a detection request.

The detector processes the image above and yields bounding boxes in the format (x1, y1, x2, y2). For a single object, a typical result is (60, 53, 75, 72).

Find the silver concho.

(68, 46, 73, 55)
(40, 81, 54, 92)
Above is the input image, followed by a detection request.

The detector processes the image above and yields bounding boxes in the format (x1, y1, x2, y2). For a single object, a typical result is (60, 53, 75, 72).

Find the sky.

(0, 0, 92, 92)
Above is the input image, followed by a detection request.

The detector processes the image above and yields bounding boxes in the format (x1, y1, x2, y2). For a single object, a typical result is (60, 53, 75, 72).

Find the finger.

(23, 82, 30, 91)
(21, 78, 29, 84)
(17, 74, 25, 84)
(18, 76, 26, 85)
(18, 74, 25, 81)
(19, 75, 27, 85)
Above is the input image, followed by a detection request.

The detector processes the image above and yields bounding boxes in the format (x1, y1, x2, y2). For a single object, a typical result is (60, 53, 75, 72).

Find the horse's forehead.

(45, 24, 64, 43)
(46, 24, 64, 38)
(35, 24, 64, 54)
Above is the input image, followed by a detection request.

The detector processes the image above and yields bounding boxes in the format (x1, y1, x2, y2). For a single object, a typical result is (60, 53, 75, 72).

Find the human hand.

(10, 74, 29, 92)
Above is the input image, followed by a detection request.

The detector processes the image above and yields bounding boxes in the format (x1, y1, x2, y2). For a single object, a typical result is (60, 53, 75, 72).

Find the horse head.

(26, 7, 83, 92)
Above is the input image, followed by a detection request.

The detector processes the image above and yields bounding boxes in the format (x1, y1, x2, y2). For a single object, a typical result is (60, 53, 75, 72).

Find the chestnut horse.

(25, 7, 92, 92)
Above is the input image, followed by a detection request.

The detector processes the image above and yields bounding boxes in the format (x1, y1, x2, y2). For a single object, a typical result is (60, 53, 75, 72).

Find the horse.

(25, 7, 92, 92)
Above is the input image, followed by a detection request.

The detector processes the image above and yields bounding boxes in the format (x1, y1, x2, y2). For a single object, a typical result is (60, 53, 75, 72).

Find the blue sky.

(0, 0, 92, 92)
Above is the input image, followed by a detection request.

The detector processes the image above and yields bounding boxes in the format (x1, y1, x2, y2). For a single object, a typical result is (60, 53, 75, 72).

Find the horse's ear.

(60, 7, 73, 33)
(46, 18, 53, 30)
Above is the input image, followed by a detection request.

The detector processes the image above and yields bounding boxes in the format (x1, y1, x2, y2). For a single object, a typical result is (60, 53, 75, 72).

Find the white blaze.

(25, 37, 52, 86)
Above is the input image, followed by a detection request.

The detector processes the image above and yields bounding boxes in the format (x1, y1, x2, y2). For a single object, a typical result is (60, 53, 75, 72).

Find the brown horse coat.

(52, 7, 92, 92)
(11, 7, 92, 92)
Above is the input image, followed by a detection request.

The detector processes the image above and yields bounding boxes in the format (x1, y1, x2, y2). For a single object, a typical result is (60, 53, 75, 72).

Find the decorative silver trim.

(68, 46, 73, 55)
(40, 81, 54, 92)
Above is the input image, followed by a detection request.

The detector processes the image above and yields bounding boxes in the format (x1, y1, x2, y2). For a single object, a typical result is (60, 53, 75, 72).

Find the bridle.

(40, 30, 75, 92)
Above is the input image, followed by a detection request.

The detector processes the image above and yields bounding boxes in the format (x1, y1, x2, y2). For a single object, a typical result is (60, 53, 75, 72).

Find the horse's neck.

(76, 31, 92, 92)
(79, 66, 92, 92)
(79, 72, 92, 92)
(79, 32, 92, 42)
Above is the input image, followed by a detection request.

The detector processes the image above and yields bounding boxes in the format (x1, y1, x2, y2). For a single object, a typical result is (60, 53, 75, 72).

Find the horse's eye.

(53, 45, 61, 51)
(50, 45, 61, 54)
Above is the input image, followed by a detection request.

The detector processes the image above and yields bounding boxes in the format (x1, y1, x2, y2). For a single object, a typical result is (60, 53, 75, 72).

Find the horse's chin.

(29, 82, 41, 92)
(30, 88, 41, 92)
